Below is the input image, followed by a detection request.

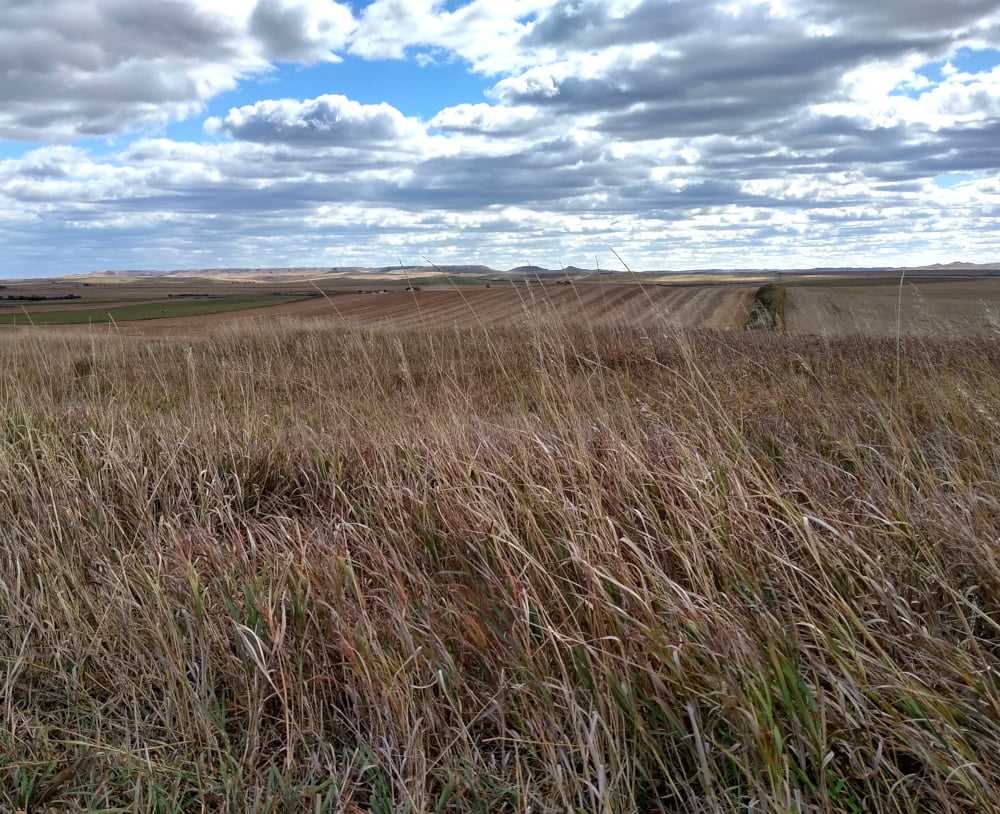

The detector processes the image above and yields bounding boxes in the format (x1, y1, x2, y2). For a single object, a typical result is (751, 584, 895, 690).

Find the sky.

(1, 0, 999, 277)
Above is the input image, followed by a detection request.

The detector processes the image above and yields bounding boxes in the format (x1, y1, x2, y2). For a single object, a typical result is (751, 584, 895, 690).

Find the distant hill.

(74, 264, 495, 280)
(913, 261, 1000, 271)
(58, 261, 1000, 282)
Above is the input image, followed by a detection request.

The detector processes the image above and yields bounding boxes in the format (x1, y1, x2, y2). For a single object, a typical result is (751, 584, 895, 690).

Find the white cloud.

(205, 95, 426, 146)
(816, 64, 1000, 131)
(349, 0, 550, 72)
(250, 0, 355, 63)
(4, 0, 1000, 275)
(0, 0, 356, 142)
(430, 103, 541, 135)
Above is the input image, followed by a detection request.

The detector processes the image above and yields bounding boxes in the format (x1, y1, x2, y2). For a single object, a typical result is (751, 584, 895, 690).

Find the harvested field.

(4, 275, 1000, 339)
(0, 296, 308, 325)
(14, 282, 756, 336)
(0, 298, 182, 314)
(785, 278, 1000, 337)
(270, 283, 756, 328)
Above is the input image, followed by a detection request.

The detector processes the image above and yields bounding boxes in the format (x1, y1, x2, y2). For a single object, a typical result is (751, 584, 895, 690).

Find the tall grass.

(1, 319, 1000, 812)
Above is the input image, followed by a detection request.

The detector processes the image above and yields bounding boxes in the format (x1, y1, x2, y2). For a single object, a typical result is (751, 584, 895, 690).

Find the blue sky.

(1, 0, 999, 277)
(892, 47, 1000, 99)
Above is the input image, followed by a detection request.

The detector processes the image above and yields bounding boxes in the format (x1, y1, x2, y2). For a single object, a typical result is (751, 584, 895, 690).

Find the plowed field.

(6, 276, 998, 337)
(47, 283, 757, 336)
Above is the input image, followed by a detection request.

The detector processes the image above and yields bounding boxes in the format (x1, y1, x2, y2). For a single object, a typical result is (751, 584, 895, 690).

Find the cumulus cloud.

(205, 95, 424, 145)
(3, 0, 1000, 276)
(349, 0, 547, 72)
(795, 0, 1000, 37)
(249, 0, 355, 63)
(0, 0, 355, 141)
(497, 3, 977, 141)
(430, 103, 541, 136)
(523, 0, 705, 49)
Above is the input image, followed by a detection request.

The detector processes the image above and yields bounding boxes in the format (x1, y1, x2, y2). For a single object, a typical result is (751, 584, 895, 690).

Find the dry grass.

(1, 317, 1000, 812)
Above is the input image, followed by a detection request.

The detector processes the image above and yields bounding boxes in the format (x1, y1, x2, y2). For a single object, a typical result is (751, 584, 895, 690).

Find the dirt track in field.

(33, 283, 757, 336)
(784, 279, 1000, 337)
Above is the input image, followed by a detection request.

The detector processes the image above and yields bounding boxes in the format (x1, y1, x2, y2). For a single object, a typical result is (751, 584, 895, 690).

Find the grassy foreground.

(1, 320, 1000, 812)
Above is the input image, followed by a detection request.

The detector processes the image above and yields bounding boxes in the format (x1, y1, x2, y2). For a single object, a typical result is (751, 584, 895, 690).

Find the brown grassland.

(2, 276, 1000, 811)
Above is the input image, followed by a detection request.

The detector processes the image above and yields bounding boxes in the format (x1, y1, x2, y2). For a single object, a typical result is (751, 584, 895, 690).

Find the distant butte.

(60, 261, 1000, 281)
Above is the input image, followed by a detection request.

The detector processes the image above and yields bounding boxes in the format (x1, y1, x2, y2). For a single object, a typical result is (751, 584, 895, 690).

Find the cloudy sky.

(1, 0, 999, 277)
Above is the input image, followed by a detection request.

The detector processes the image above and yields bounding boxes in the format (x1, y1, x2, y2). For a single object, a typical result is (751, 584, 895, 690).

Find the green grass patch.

(746, 283, 786, 330)
(756, 283, 786, 318)
(0, 296, 307, 324)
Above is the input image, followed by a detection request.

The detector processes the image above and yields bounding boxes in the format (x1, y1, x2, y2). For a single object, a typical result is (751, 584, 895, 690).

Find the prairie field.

(2, 279, 1000, 812)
